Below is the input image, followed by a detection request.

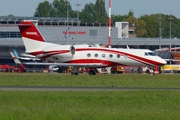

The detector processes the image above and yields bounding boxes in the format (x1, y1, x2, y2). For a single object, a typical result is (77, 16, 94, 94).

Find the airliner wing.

(23, 62, 107, 68)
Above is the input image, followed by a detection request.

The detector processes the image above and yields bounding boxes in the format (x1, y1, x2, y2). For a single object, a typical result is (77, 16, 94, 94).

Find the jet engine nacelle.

(69, 45, 75, 55)
(60, 45, 75, 58)
(43, 45, 76, 62)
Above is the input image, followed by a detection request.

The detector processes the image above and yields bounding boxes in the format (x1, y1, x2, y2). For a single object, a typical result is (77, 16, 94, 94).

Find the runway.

(1, 86, 180, 91)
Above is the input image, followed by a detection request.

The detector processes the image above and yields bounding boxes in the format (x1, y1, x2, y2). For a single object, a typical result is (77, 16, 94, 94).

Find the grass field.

(0, 73, 180, 87)
(0, 90, 180, 120)
(1, 73, 180, 119)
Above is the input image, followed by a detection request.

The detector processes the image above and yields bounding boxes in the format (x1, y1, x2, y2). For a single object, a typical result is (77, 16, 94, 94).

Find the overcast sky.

(0, 0, 180, 18)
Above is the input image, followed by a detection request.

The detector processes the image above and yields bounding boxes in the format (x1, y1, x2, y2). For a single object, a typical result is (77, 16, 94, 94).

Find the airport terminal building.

(0, 16, 179, 65)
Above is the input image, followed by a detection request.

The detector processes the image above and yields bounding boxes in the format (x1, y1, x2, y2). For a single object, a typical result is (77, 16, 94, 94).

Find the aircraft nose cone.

(161, 59, 167, 65)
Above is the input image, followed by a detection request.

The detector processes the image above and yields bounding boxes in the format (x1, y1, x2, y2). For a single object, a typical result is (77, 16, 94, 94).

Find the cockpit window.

(148, 52, 156, 56)
(145, 52, 156, 56)
(145, 52, 149, 56)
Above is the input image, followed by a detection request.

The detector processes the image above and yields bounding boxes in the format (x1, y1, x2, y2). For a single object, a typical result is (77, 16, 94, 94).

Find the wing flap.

(23, 62, 107, 67)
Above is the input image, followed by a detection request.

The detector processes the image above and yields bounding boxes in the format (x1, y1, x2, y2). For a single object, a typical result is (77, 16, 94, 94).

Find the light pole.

(168, 10, 173, 52)
(66, 0, 70, 45)
(168, 10, 173, 64)
(132, 23, 135, 37)
(158, 11, 162, 49)
(76, 0, 81, 44)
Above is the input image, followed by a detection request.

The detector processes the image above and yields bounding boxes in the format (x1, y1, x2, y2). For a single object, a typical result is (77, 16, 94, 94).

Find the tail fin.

(10, 52, 27, 72)
(18, 21, 47, 52)
(10, 52, 21, 64)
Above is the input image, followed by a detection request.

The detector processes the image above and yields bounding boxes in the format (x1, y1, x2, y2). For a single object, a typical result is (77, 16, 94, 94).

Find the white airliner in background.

(13, 49, 41, 61)
(10, 52, 59, 72)
(17, 21, 167, 75)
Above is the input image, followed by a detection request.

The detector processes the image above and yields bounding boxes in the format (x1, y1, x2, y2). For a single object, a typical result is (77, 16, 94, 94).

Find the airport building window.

(102, 54, 106, 58)
(0, 32, 21, 38)
(109, 54, 113, 58)
(0, 32, 9, 38)
(117, 54, 120, 58)
(87, 53, 91, 57)
(94, 54, 98, 57)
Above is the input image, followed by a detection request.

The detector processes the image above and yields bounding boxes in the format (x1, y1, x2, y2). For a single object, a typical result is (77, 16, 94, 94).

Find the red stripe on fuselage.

(65, 59, 125, 67)
(28, 48, 163, 66)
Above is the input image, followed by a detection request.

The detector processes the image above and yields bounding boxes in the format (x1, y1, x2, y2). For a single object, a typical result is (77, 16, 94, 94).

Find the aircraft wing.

(23, 62, 107, 68)
(18, 57, 41, 61)
(164, 59, 180, 62)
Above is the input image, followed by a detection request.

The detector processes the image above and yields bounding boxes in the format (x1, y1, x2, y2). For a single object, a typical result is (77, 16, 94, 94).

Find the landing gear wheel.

(89, 69, 96, 75)
(71, 72, 78, 75)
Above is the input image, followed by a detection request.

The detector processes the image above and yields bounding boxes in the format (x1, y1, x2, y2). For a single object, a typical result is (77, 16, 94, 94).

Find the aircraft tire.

(89, 70, 96, 75)
(71, 72, 78, 75)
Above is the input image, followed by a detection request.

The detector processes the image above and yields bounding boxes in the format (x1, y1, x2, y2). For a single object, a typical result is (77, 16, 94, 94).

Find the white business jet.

(18, 21, 166, 75)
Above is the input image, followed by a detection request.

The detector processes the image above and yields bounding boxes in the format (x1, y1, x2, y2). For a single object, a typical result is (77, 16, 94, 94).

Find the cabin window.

(117, 54, 120, 58)
(87, 53, 91, 57)
(109, 54, 113, 58)
(94, 54, 98, 57)
(102, 54, 106, 58)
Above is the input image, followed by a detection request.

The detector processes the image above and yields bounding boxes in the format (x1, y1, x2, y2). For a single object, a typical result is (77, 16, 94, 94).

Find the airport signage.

(63, 31, 86, 35)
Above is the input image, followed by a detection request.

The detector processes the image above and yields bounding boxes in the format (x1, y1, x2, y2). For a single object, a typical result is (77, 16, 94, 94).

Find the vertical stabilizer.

(18, 21, 49, 52)
(10, 52, 21, 64)
(10, 52, 26, 72)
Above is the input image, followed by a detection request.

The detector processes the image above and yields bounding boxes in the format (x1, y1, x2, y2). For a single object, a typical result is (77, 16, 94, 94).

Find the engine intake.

(70, 46, 75, 55)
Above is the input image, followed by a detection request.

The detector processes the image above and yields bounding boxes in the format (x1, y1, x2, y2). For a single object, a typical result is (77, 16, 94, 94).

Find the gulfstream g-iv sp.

(18, 21, 166, 75)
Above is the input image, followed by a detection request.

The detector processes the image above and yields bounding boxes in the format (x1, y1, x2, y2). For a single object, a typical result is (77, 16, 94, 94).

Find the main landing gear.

(71, 67, 78, 75)
(71, 67, 98, 75)
(89, 68, 98, 75)
(148, 68, 155, 75)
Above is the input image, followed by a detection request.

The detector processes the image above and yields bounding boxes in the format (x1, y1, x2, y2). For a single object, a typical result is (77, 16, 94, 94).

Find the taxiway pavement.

(1, 86, 180, 91)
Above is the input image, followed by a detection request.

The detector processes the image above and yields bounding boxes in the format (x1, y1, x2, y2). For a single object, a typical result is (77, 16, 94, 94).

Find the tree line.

(33, 0, 180, 38)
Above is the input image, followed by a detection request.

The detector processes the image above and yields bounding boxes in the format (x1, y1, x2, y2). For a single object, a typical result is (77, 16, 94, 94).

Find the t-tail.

(18, 21, 55, 53)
